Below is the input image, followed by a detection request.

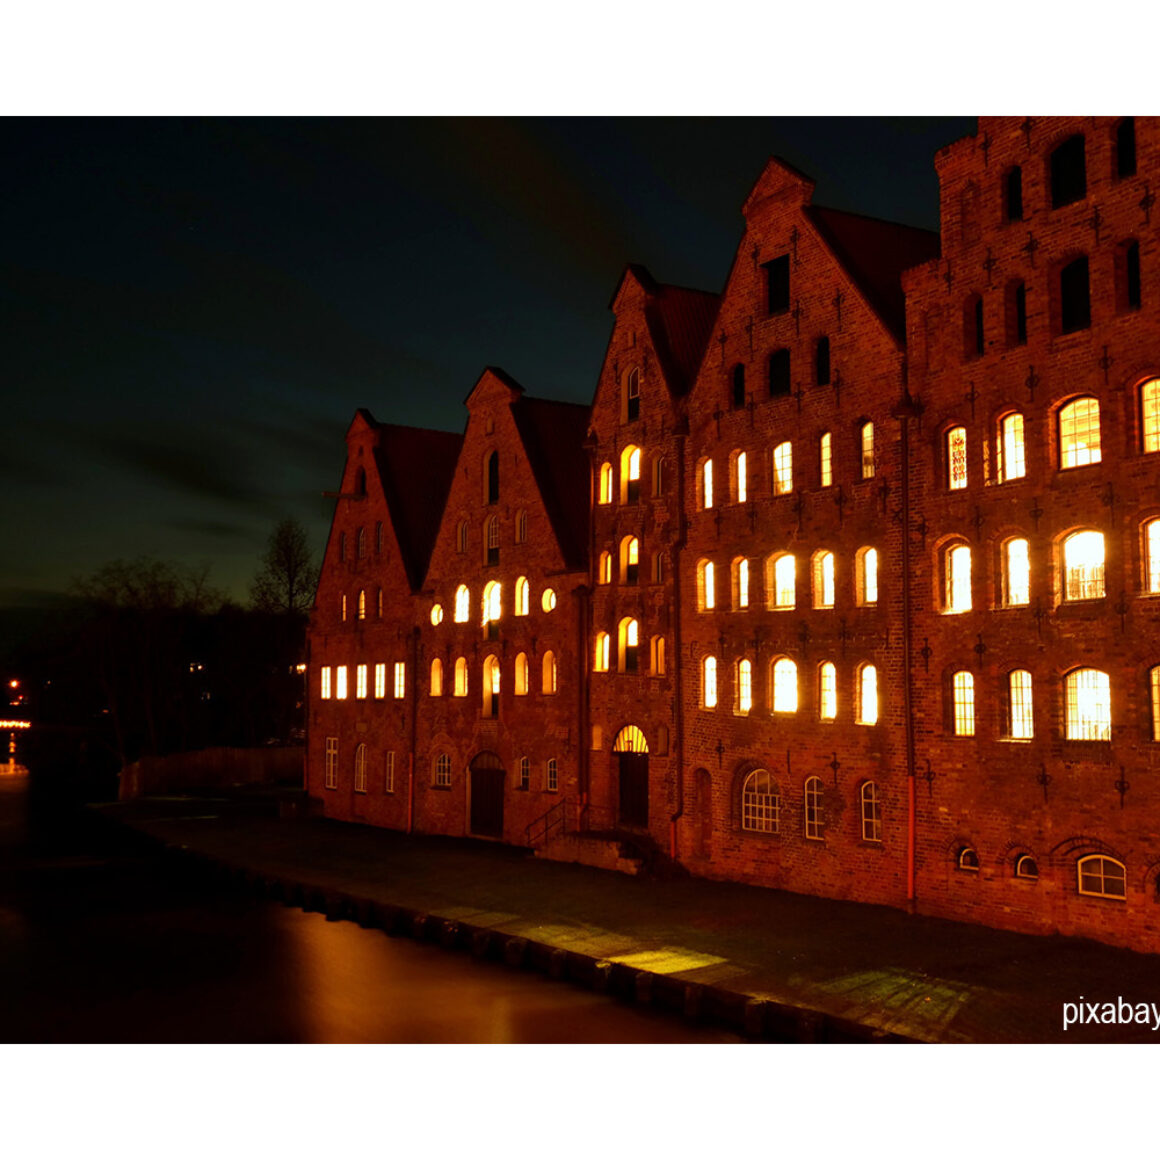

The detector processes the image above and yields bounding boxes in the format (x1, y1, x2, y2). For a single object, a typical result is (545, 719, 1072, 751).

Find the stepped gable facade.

(307, 117, 1160, 955)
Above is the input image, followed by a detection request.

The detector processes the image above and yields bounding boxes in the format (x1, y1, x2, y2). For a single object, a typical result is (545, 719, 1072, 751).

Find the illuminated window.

(625, 367, 640, 423)
(860, 422, 875, 480)
(374, 662, 386, 699)
(1063, 530, 1105, 600)
(702, 656, 718, 709)
(1145, 519, 1160, 594)
(1008, 669, 1034, 739)
(376, 589, 383, 619)
(598, 462, 613, 505)
(1003, 538, 1031, 606)
(731, 364, 746, 409)
(515, 576, 530, 615)
(545, 758, 559, 793)
(486, 450, 499, 505)
(818, 662, 837, 721)
(621, 536, 639, 584)
(385, 751, 395, 794)
(353, 744, 367, 793)
(336, 665, 348, 700)
(1142, 379, 1160, 453)
(771, 657, 798, 714)
(485, 516, 500, 566)
(812, 551, 835, 609)
(768, 348, 790, 397)
(742, 770, 779, 833)
(482, 580, 502, 630)
(697, 559, 716, 611)
(860, 782, 881, 842)
(393, 662, 405, 700)
(619, 618, 639, 673)
(1151, 666, 1160, 742)
(453, 657, 468, 697)
(598, 552, 611, 585)
(514, 652, 529, 695)
(1015, 854, 1038, 880)
(541, 588, 557, 612)
(431, 603, 444, 626)
(732, 450, 748, 503)
(454, 585, 470, 623)
(951, 670, 975, 736)
(1051, 134, 1086, 208)
(735, 659, 753, 715)
(621, 445, 642, 504)
(434, 754, 452, 788)
(803, 777, 824, 840)
(593, 632, 610, 673)
(699, 458, 714, 509)
(767, 553, 795, 610)
(947, 426, 968, 489)
(944, 543, 972, 613)
(857, 664, 878, 725)
(958, 848, 979, 872)
(341, 594, 347, 622)
(815, 336, 831, 386)
(324, 737, 338, 790)
(357, 590, 366, 620)
(856, 547, 878, 606)
(772, 442, 793, 495)
(320, 666, 332, 700)
(650, 635, 666, 676)
(732, 557, 749, 609)
(1066, 668, 1111, 740)
(456, 520, 468, 554)
(518, 757, 530, 790)
(1078, 855, 1126, 900)
(1059, 398, 1101, 468)
(430, 658, 443, 697)
(515, 508, 527, 543)
(482, 655, 500, 718)
(819, 432, 833, 487)
(542, 651, 557, 694)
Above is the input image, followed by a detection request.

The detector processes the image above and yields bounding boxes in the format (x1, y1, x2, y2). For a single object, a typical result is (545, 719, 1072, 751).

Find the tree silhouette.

(250, 518, 319, 616)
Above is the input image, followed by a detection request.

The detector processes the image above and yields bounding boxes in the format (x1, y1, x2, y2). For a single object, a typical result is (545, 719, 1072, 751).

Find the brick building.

(306, 117, 1160, 954)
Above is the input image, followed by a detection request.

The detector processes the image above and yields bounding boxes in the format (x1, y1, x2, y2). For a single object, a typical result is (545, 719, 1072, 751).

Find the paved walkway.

(96, 793, 1160, 1043)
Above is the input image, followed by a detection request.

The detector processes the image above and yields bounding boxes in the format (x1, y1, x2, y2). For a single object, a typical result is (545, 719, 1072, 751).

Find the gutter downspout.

(669, 417, 689, 861)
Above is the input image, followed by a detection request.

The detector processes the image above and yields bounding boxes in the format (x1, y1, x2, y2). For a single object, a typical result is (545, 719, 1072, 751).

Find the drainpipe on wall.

(669, 418, 689, 861)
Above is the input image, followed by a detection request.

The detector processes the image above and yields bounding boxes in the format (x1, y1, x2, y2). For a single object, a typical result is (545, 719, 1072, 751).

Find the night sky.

(2, 116, 976, 609)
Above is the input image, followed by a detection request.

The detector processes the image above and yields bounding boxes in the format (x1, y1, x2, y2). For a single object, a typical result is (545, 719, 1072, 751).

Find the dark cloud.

(166, 519, 252, 540)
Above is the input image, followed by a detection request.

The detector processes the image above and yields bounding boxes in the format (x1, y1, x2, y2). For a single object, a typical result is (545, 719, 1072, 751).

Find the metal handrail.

(525, 797, 568, 847)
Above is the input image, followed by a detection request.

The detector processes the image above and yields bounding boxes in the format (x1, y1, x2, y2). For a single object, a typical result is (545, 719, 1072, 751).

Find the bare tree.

(250, 518, 319, 616)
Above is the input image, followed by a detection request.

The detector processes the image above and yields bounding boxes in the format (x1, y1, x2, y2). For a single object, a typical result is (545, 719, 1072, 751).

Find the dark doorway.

(618, 753, 649, 828)
(469, 752, 505, 839)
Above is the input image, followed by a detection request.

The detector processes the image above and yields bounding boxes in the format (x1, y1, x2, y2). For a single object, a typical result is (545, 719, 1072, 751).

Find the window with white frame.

(335, 665, 348, 700)
(454, 584, 470, 623)
(485, 515, 501, 565)
(1066, 668, 1111, 741)
(819, 432, 833, 487)
(857, 664, 878, 725)
(374, 662, 386, 699)
(434, 753, 452, 787)
(1143, 379, 1160, 453)
(1059, 398, 1102, 468)
(1015, 854, 1037, 880)
(772, 441, 793, 495)
(735, 659, 753, 715)
(324, 737, 338, 789)
(385, 751, 395, 794)
(1003, 538, 1031, 606)
(1063, 530, 1105, 600)
(952, 670, 975, 736)
(393, 662, 405, 700)
(771, 657, 798, 714)
(768, 553, 795, 610)
(733, 557, 749, 609)
(518, 756, 530, 790)
(812, 551, 835, 609)
(947, 426, 968, 490)
(818, 662, 837, 720)
(860, 781, 882, 842)
(998, 412, 1027, 481)
(320, 666, 332, 700)
(1078, 855, 1126, 899)
(944, 543, 972, 612)
(856, 547, 878, 606)
(697, 559, 716, 611)
(353, 743, 367, 793)
(860, 422, 875, 479)
(804, 777, 824, 840)
(1151, 666, 1160, 742)
(1008, 669, 1034, 739)
(545, 758, 558, 792)
(741, 769, 779, 834)
(702, 656, 718, 709)
(1145, 519, 1160, 594)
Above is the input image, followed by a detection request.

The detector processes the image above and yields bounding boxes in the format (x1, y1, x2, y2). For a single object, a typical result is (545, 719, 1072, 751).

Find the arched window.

(515, 509, 528, 543)
(958, 847, 979, 871)
(456, 520, 468, 554)
(518, 756, 531, 790)
(857, 664, 878, 725)
(1144, 519, 1160, 594)
(434, 753, 452, 787)
(1051, 134, 1086, 208)
(804, 777, 824, 840)
(1059, 398, 1101, 468)
(542, 651, 557, 694)
(1007, 669, 1033, 739)
(545, 758, 559, 792)
(486, 450, 499, 505)
(727, 449, 747, 504)
(997, 412, 1026, 482)
(819, 432, 833, 488)
(453, 657, 468, 697)
(597, 551, 612, 585)
(856, 547, 878, 606)
(651, 551, 666, 584)
(860, 422, 875, 479)
(593, 632, 610, 673)
(732, 557, 749, 610)
(702, 656, 718, 709)
(767, 553, 795, 610)
(952, 671, 975, 736)
(598, 462, 613, 505)
(697, 559, 716, 611)
(741, 769, 779, 833)
(1015, 854, 1038, 880)
(353, 743, 367, 793)
(430, 657, 444, 697)
(650, 635, 666, 677)
(620, 536, 639, 584)
(860, 781, 881, 842)
(1078, 855, 1126, 900)
(812, 551, 835, 609)
(515, 576, 530, 616)
(698, 458, 714, 509)
(943, 543, 972, 612)
(1002, 538, 1031, 606)
(621, 445, 642, 504)
(357, 589, 366, 620)
(772, 441, 793, 495)
(431, 603, 444, 626)
(625, 367, 640, 422)
(1065, 668, 1111, 740)
(481, 580, 502, 632)
(374, 521, 383, 556)
(618, 617, 639, 673)
(482, 655, 500, 718)
(731, 364, 746, 409)
(1150, 666, 1160, 742)
(735, 658, 753, 715)
(771, 657, 798, 714)
(818, 662, 837, 720)
(1063, 530, 1105, 600)
(356, 526, 366, 558)
(947, 426, 968, 490)
(541, 588, 557, 612)
(514, 652, 529, 695)
(485, 515, 500, 565)
(1142, 379, 1160, 453)
(1006, 279, 1028, 347)
(651, 456, 665, 498)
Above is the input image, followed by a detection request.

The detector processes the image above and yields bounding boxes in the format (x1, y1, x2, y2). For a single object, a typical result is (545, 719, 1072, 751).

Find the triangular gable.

(644, 283, 720, 398)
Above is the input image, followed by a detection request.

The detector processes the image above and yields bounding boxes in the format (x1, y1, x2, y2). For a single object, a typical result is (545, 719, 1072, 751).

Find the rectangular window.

(374, 663, 386, 699)
(952, 672, 975, 736)
(702, 460, 713, 509)
(998, 413, 1026, 481)
(546, 758, 558, 793)
(765, 255, 790, 314)
(947, 426, 968, 490)
(1148, 520, 1160, 594)
(804, 779, 823, 840)
(736, 452, 747, 503)
(1152, 668, 1160, 742)
(1004, 539, 1031, 606)
(818, 663, 837, 721)
(819, 432, 832, 487)
(1060, 399, 1102, 468)
(815, 337, 830, 386)
(355, 664, 368, 700)
(393, 662, 406, 700)
(385, 751, 396, 793)
(320, 666, 332, 700)
(1009, 671, 1034, 739)
(768, 349, 791, 397)
(1060, 256, 1091, 333)
(324, 737, 338, 790)
(335, 665, 348, 700)
(860, 423, 874, 479)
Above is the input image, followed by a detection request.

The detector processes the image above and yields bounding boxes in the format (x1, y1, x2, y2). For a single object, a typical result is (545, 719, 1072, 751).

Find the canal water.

(0, 755, 738, 1043)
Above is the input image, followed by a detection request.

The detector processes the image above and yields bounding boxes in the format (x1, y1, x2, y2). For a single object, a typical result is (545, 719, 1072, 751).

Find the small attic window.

(765, 255, 790, 315)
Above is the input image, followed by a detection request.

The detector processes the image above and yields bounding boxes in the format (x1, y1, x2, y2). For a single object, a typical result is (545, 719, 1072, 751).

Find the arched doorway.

(469, 751, 505, 839)
(613, 726, 649, 828)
